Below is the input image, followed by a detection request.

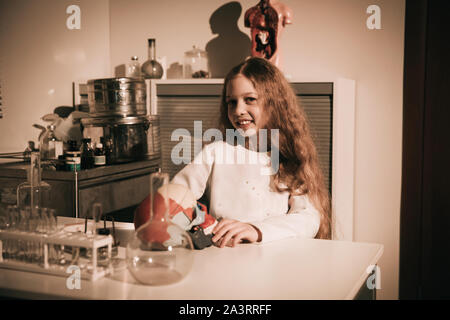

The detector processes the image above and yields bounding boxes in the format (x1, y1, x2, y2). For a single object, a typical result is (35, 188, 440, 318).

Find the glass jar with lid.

(126, 56, 142, 78)
(183, 46, 210, 79)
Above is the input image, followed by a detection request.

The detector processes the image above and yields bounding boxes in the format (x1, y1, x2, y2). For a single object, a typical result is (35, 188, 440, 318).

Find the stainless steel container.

(80, 115, 160, 164)
(87, 77, 147, 117)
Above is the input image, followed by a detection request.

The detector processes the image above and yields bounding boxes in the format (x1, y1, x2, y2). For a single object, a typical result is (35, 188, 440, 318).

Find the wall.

(288, 0, 404, 301)
(0, 0, 111, 153)
(0, 0, 404, 299)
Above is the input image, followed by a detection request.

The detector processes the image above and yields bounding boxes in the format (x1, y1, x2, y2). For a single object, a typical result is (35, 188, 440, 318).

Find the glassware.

(126, 56, 142, 78)
(126, 172, 194, 285)
(37, 208, 50, 264)
(0, 205, 8, 230)
(16, 207, 30, 262)
(83, 203, 112, 269)
(141, 39, 164, 79)
(45, 208, 60, 265)
(16, 152, 51, 211)
(94, 143, 106, 166)
(28, 207, 40, 263)
(5, 205, 19, 260)
(65, 151, 81, 171)
(40, 124, 63, 161)
(103, 136, 114, 165)
(183, 45, 210, 78)
(80, 138, 95, 169)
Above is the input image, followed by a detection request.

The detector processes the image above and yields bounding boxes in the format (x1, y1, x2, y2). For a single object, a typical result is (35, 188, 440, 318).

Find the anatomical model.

(244, 0, 293, 68)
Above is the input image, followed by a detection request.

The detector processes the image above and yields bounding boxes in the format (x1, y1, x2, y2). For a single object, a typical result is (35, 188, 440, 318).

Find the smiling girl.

(171, 57, 331, 247)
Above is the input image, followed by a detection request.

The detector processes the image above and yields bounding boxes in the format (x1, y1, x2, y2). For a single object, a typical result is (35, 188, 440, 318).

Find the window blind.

(156, 83, 333, 192)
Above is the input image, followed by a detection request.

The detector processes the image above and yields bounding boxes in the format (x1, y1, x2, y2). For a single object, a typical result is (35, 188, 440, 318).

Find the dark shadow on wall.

(206, 2, 251, 78)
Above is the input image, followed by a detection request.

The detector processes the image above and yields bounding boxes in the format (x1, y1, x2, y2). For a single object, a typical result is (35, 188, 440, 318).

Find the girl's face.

(226, 74, 267, 136)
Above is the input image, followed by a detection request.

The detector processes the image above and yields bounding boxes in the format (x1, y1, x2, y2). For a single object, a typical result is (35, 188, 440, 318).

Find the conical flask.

(126, 172, 194, 285)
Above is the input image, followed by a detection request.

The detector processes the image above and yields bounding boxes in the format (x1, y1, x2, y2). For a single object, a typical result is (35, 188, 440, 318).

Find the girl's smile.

(226, 74, 267, 136)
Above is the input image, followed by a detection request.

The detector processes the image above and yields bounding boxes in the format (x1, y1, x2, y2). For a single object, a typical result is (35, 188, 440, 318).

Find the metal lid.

(87, 77, 144, 83)
(184, 45, 207, 58)
(81, 115, 159, 126)
(87, 77, 145, 91)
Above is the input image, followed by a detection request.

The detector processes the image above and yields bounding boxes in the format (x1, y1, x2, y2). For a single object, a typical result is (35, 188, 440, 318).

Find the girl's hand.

(211, 218, 262, 248)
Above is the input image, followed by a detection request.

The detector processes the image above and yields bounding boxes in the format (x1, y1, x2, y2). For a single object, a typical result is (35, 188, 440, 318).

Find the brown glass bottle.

(80, 138, 95, 169)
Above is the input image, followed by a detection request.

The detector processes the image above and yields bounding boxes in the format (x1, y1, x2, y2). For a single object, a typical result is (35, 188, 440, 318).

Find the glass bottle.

(40, 124, 63, 161)
(103, 137, 114, 165)
(94, 143, 106, 166)
(23, 141, 38, 159)
(80, 138, 95, 169)
(16, 152, 51, 212)
(126, 172, 194, 285)
(67, 140, 79, 152)
(126, 56, 142, 78)
(141, 39, 164, 79)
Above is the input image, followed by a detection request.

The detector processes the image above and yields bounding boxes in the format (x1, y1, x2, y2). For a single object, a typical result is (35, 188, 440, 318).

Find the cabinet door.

(78, 174, 151, 218)
(0, 177, 73, 217)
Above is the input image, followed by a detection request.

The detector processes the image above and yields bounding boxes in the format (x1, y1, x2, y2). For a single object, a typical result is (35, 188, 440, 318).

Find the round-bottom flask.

(126, 172, 194, 285)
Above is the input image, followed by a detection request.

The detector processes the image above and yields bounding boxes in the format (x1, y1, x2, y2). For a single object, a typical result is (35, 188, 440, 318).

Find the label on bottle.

(66, 156, 81, 171)
(48, 141, 56, 159)
(55, 141, 63, 158)
(94, 155, 106, 166)
(48, 140, 63, 159)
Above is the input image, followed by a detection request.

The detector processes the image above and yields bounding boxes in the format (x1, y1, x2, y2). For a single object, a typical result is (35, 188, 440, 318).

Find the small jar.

(80, 138, 95, 170)
(94, 143, 106, 166)
(183, 46, 210, 79)
(126, 56, 142, 78)
(65, 151, 81, 172)
(66, 140, 79, 152)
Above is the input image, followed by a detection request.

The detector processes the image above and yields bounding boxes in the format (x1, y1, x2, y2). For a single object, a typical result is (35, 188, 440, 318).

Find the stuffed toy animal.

(134, 183, 217, 249)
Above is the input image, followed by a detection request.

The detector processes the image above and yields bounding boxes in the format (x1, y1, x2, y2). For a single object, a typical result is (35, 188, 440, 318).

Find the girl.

(171, 57, 331, 247)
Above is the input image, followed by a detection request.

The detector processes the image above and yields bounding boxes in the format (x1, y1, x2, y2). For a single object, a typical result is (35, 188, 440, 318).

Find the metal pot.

(80, 115, 160, 164)
(87, 77, 147, 117)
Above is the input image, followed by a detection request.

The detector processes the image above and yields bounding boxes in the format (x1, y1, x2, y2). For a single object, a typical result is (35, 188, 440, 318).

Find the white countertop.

(0, 218, 383, 300)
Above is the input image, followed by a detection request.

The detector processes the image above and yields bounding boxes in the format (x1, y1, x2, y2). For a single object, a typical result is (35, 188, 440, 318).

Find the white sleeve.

(249, 194, 321, 243)
(170, 143, 215, 200)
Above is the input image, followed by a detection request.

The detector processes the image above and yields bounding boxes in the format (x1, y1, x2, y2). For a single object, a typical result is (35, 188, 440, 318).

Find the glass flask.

(126, 172, 194, 285)
(16, 152, 51, 212)
(141, 39, 164, 79)
(183, 45, 210, 78)
(40, 124, 63, 161)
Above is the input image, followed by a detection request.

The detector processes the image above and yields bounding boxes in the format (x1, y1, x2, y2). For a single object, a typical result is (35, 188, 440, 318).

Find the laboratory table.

(0, 218, 383, 300)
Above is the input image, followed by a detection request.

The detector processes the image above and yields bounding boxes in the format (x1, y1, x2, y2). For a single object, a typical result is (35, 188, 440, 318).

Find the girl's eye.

(226, 100, 237, 107)
(245, 97, 257, 104)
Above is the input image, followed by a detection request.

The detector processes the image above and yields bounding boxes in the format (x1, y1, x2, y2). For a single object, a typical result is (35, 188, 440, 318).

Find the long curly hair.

(219, 57, 331, 239)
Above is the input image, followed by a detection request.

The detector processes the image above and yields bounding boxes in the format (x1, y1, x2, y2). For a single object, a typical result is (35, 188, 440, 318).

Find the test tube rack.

(0, 229, 113, 281)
